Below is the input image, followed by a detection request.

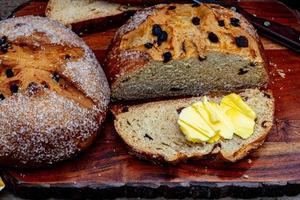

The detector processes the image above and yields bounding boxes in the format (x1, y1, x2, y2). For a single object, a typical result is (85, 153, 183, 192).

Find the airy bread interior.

(113, 89, 274, 163)
(112, 53, 267, 101)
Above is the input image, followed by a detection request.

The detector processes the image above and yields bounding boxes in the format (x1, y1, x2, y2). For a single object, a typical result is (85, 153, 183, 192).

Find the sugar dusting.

(0, 90, 99, 166)
(0, 16, 110, 166)
(116, 6, 158, 38)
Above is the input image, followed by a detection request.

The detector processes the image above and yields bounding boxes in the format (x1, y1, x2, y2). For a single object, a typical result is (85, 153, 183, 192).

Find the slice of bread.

(112, 89, 274, 163)
(46, 0, 140, 33)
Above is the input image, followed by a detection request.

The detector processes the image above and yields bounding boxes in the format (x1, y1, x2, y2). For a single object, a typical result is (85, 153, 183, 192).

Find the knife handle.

(236, 6, 300, 53)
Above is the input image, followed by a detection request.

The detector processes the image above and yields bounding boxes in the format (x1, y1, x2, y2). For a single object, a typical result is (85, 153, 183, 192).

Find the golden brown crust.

(105, 3, 266, 84)
(0, 16, 110, 168)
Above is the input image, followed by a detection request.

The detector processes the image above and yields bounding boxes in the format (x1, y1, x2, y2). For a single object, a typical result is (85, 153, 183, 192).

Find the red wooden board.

(2, 0, 300, 198)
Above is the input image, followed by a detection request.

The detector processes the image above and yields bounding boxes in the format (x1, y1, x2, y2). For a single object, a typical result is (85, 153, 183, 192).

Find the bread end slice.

(46, 0, 139, 33)
(112, 89, 274, 163)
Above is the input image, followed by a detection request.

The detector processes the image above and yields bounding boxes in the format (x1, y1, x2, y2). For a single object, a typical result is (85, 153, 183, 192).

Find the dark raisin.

(235, 36, 249, 47)
(15, 23, 25, 28)
(230, 18, 240, 27)
(10, 84, 18, 94)
(181, 41, 186, 53)
(144, 134, 153, 140)
(41, 81, 49, 89)
(218, 20, 225, 27)
(144, 42, 153, 49)
(52, 72, 60, 82)
(152, 24, 162, 36)
(170, 87, 183, 91)
(121, 77, 130, 83)
(64, 54, 71, 60)
(122, 106, 129, 113)
(250, 62, 257, 67)
(263, 92, 271, 98)
(238, 68, 248, 75)
(27, 82, 38, 90)
(176, 107, 185, 114)
(163, 52, 172, 63)
(168, 5, 176, 10)
(157, 31, 168, 45)
(1, 43, 9, 53)
(199, 55, 207, 61)
(0, 36, 7, 45)
(5, 68, 14, 78)
(0, 93, 5, 101)
(192, 17, 200, 25)
(261, 121, 269, 128)
(27, 82, 40, 94)
(208, 32, 219, 43)
(192, 3, 200, 7)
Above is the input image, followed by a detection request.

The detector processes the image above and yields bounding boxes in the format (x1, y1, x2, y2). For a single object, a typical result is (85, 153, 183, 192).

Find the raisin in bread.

(112, 89, 274, 163)
(105, 3, 268, 101)
(0, 16, 110, 167)
(46, 0, 140, 33)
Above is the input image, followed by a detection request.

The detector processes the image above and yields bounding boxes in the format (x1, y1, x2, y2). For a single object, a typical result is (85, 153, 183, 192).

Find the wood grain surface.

(2, 0, 300, 198)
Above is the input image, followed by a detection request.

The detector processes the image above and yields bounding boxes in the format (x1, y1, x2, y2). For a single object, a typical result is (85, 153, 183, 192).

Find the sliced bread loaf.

(105, 3, 268, 101)
(112, 89, 274, 163)
(45, 0, 140, 33)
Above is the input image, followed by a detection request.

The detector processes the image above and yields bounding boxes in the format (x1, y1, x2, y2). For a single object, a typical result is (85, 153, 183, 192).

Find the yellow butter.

(0, 177, 5, 191)
(178, 106, 216, 138)
(178, 120, 209, 142)
(221, 93, 256, 120)
(226, 108, 255, 139)
(177, 93, 256, 143)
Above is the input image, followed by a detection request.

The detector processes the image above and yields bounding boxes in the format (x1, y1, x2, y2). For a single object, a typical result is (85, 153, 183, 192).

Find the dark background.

(279, 0, 299, 10)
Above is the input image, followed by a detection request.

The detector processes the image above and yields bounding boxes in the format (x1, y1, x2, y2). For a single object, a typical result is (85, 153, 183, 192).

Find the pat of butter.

(221, 94, 256, 139)
(177, 94, 256, 143)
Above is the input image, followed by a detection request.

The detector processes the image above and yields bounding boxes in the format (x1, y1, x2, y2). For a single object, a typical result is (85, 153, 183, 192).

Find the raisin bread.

(112, 89, 274, 163)
(0, 16, 110, 167)
(46, 0, 140, 33)
(105, 3, 268, 101)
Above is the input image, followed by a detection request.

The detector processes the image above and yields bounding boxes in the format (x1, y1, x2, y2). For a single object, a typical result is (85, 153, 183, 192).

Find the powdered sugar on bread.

(0, 16, 110, 167)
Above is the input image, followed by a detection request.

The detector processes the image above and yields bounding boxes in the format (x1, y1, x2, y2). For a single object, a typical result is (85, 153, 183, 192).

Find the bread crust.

(0, 16, 110, 168)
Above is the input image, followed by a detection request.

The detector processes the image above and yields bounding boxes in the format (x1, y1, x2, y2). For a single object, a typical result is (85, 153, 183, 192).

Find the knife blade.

(191, 0, 300, 53)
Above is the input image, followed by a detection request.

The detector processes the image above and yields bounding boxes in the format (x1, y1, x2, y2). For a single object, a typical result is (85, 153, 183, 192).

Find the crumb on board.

(269, 61, 277, 67)
(277, 69, 286, 78)
(242, 174, 249, 179)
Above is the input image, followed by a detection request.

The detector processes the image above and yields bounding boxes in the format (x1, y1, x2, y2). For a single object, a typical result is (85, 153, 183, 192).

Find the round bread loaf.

(105, 3, 268, 101)
(0, 16, 110, 167)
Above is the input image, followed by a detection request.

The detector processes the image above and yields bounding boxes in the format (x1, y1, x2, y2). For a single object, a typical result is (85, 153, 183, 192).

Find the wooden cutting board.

(2, 0, 300, 198)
